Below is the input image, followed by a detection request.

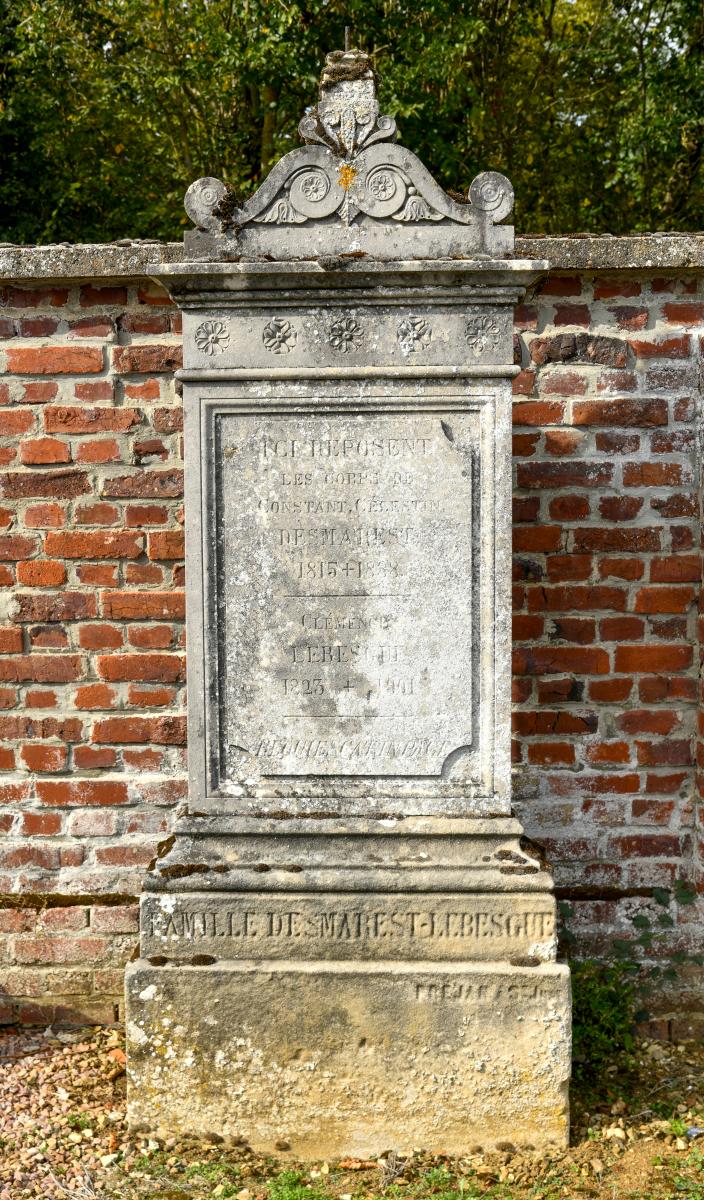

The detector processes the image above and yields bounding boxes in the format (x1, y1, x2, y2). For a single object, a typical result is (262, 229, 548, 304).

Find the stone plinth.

(125, 47, 570, 1153)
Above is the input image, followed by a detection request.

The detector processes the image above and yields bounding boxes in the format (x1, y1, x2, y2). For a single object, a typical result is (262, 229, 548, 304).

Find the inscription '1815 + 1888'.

(216, 410, 476, 781)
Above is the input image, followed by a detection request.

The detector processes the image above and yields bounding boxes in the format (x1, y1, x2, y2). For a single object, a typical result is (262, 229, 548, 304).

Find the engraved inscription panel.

(216, 411, 475, 780)
(141, 894, 556, 962)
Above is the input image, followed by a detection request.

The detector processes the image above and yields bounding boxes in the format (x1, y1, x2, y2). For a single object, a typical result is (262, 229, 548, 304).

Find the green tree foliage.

(1, 0, 703, 242)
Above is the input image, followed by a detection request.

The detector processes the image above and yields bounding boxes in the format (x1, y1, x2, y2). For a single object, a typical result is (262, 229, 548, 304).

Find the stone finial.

(182, 47, 515, 256)
(299, 48, 396, 158)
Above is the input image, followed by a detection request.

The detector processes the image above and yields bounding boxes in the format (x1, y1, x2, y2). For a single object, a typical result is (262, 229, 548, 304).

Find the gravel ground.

(0, 1024, 702, 1199)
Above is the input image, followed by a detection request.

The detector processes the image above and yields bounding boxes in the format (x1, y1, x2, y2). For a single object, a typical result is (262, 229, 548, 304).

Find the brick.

(30, 627, 69, 650)
(6, 346, 103, 374)
(527, 742, 575, 765)
(537, 275, 582, 296)
(511, 369, 535, 396)
(512, 527, 562, 553)
(127, 684, 177, 706)
(651, 494, 697, 518)
(0, 534, 37, 560)
(92, 715, 187, 744)
(101, 591, 185, 620)
(153, 407, 183, 433)
(635, 586, 695, 613)
(549, 616, 595, 643)
(91, 904, 139, 933)
(513, 497, 540, 522)
(548, 495, 590, 521)
(74, 380, 114, 401)
(96, 654, 185, 683)
(587, 741, 630, 763)
(614, 645, 692, 672)
(572, 398, 667, 427)
(598, 557, 644, 581)
(651, 556, 699, 582)
(540, 370, 588, 396)
(75, 502, 119, 525)
(530, 333, 627, 368)
(78, 624, 123, 650)
(511, 400, 564, 426)
(623, 462, 685, 487)
(80, 285, 127, 307)
(112, 345, 182, 374)
(619, 710, 678, 735)
(74, 683, 117, 709)
(20, 744, 68, 772)
(75, 439, 120, 463)
(2, 285, 69, 308)
(125, 504, 168, 527)
(513, 432, 539, 456)
(516, 462, 612, 489)
(0, 627, 22, 653)
(124, 379, 161, 400)
(77, 563, 118, 586)
(544, 430, 583, 456)
(45, 531, 143, 559)
(628, 335, 690, 358)
(546, 555, 592, 582)
(512, 647, 609, 675)
(595, 431, 640, 455)
(664, 302, 704, 324)
(644, 772, 688, 794)
(36, 779, 129, 806)
(101, 469, 183, 498)
(147, 530, 185, 560)
(527, 585, 625, 612)
(512, 615, 544, 640)
(608, 307, 648, 331)
(13, 593, 96, 622)
(0, 655, 82, 683)
(593, 279, 641, 299)
(600, 617, 644, 641)
(588, 678, 633, 701)
(610, 835, 681, 857)
(44, 406, 142, 433)
(24, 503, 66, 528)
(73, 746, 117, 769)
(0, 469, 90, 499)
(636, 740, 691, 767)
(13, 936, 109, 964)
(68, 315, 114, 338)
(17, 381, 58, 404)
(95, 844, 156, 866)
(553, 303, 590, 327)
(0, 409, 34, 435)
(598, 496, 642, 521)
(572, 527, 660, 553)
(16, 560, 66, 587)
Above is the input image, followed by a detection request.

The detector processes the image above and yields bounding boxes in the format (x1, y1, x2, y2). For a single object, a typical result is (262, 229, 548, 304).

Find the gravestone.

(125, 49, 571, 1156)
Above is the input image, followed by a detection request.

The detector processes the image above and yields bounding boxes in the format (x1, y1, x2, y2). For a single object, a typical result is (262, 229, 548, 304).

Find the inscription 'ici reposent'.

(126, 44, 571, 1159)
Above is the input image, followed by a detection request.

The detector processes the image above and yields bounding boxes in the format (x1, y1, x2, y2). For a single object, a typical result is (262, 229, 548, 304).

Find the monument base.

(125, 959, 570, 1156)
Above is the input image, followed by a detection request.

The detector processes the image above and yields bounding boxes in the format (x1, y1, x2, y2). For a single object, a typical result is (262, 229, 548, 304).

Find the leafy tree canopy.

(0, 0, 702, 242)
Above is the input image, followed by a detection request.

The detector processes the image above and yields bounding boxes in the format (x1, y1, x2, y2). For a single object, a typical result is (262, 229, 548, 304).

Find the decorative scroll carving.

(183, 50, 514, 239)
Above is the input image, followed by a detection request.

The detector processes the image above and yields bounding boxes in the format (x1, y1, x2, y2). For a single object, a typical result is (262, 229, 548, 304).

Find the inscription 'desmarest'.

(147, 907, 555, 944)
(217, 410, 476, 782)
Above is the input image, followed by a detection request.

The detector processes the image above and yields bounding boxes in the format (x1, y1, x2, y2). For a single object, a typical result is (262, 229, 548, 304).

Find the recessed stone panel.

(215, 410, 476, 781)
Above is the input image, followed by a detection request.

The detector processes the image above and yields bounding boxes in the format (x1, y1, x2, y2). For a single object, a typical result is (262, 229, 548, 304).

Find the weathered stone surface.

(125, 45, 570, 1155)
(126, 960, 570, 1156)
(140, 892, 558, 962)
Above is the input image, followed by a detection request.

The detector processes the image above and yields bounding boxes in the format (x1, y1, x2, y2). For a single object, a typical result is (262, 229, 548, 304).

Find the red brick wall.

(0, 266, 702, 1031)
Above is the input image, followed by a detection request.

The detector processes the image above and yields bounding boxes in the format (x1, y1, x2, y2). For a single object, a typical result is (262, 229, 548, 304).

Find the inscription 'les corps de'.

(218, 411, 476, 782)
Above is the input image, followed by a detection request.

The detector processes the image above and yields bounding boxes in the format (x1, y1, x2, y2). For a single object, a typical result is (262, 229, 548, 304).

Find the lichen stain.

(338, 164, 357, 191)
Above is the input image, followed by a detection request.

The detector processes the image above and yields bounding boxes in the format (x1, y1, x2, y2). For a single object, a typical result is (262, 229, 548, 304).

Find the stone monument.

(125, 49, 571, 1155)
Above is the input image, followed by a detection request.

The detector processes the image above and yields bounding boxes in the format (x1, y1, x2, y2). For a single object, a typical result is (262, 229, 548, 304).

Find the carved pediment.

(183, 49, 515, 259)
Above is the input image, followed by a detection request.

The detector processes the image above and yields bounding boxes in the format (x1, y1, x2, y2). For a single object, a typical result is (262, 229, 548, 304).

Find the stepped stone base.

(125, 959, 570, 1157)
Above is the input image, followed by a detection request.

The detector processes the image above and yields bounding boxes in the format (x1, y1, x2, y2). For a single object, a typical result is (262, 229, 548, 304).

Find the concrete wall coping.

(1, 233, 704, 283)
